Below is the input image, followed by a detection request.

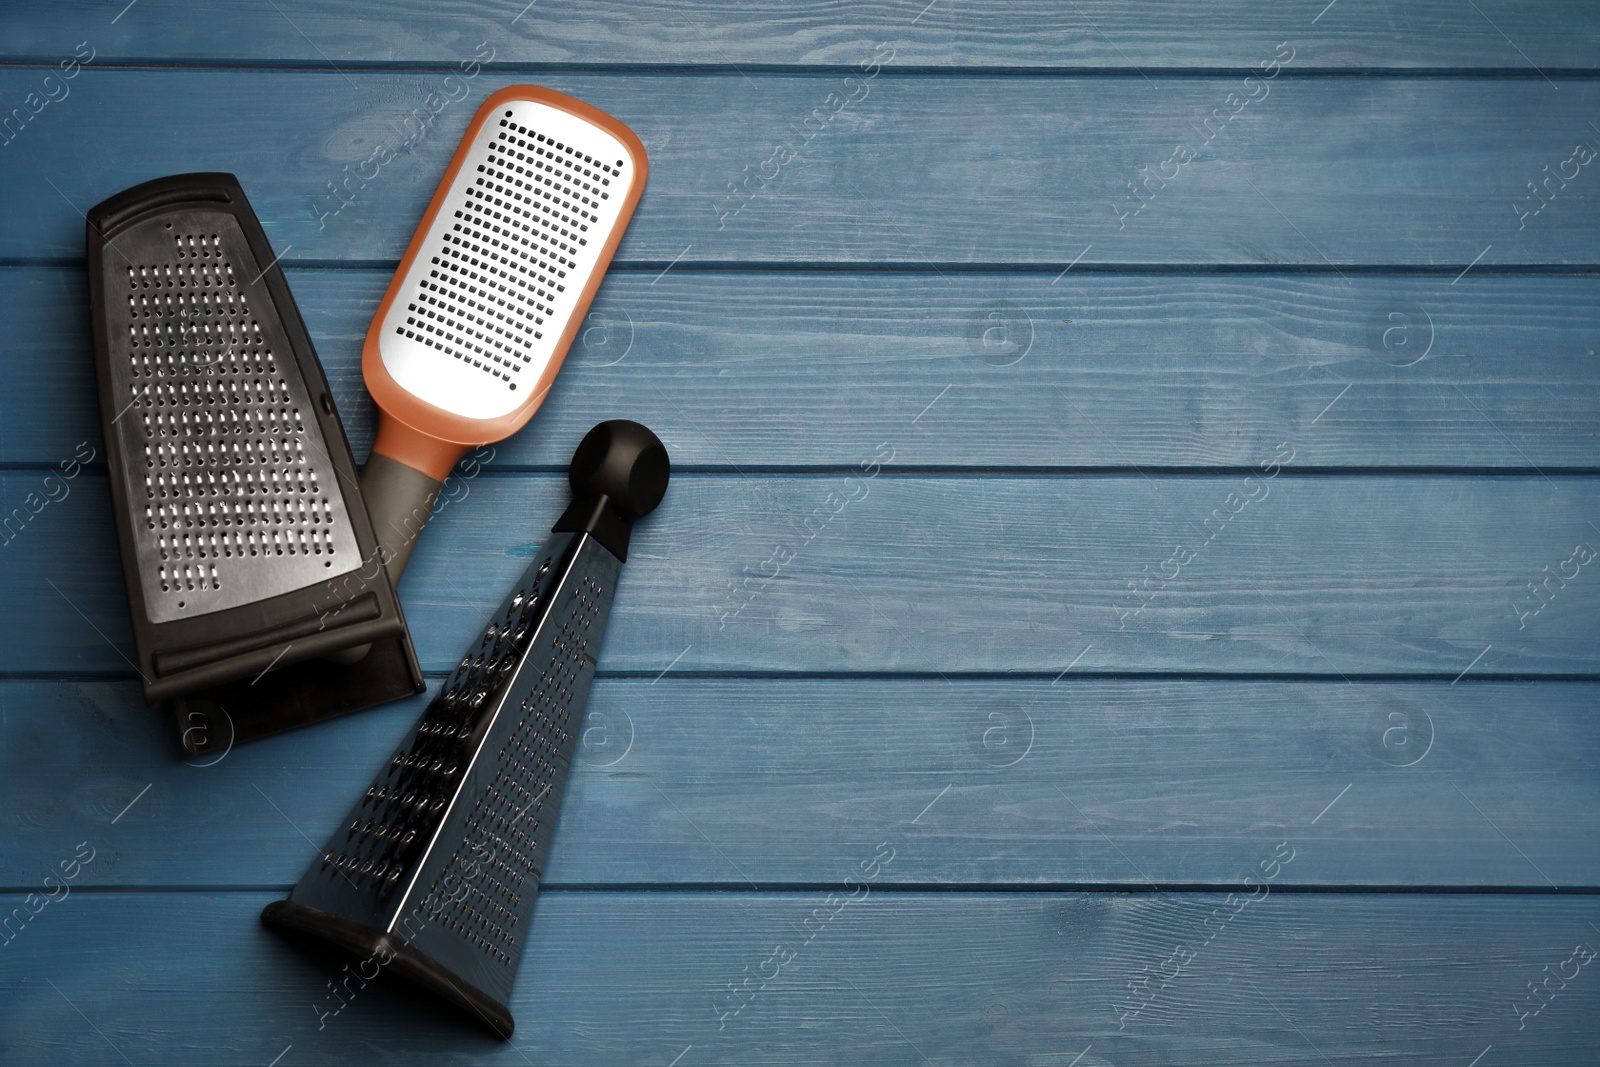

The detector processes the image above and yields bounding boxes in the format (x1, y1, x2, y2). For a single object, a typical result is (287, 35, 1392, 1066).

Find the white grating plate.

(377, 99, 634, 421)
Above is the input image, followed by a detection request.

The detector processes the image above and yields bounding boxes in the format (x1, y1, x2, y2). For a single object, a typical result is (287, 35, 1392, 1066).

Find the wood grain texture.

(2, 890, 1596, 1065)
(4, 471, 1595, 676)
(3, 71, 1598, 267)
(7, 266, 1600, 471)
(1, 678, 1595, 890)
(3, 0, 1599, 70)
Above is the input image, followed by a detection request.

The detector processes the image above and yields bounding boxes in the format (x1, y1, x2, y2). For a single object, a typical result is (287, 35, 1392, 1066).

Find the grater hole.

(390, 109, 628, 394)
(408, 555, 596, 965)
(121, 225, 341, 608)
(325, 549, 574, 946)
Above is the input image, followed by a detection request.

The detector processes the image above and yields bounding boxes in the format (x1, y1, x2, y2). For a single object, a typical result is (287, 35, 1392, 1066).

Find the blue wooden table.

(3, 2, 1599, 1063)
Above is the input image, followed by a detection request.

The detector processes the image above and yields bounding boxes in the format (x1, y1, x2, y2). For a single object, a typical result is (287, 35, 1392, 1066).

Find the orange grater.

(358, 86, 648, 582)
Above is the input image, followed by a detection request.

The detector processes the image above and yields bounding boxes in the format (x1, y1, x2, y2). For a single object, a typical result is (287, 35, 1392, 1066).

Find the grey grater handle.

(361, 452, 445, 585)
(325, 454, 443, 665)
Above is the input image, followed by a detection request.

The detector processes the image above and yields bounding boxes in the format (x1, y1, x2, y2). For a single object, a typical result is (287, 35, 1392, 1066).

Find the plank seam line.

(7, 259, 1600, 276)
(8, 465, 1600, 477)
(3, 60, 1600, 78)
(5, 671, 1600, 683)
(8, 883, 1596, 896)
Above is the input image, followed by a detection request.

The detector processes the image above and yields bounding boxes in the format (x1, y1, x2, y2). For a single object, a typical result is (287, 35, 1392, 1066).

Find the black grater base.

(261, 899, 514, 1038)
(86, 173, 425, 750)
(171, 635, 423, 756)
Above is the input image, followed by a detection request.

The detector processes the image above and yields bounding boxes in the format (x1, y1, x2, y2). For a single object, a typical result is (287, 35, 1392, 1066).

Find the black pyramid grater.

(85, 173, 425, 754)
(262, 420, 670, 1038)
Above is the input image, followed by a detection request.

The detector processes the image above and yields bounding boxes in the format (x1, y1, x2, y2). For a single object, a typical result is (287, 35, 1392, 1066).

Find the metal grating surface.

(411, 570, 607, 967)
(309, 552, 558, 905)
(282, 528, 621, 1001)
(378, 98, 633, 421)
(107, 210, 360, 623)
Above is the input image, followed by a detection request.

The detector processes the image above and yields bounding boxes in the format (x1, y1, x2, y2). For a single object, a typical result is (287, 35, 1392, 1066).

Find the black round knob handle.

(568, 420, 670, 520)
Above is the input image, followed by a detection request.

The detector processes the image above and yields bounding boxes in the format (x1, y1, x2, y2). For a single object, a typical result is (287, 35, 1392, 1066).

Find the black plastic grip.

(552, 420, 670, 562)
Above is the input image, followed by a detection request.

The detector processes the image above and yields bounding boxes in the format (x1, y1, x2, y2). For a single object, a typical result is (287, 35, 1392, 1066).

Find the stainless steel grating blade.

(377, 99, 636, 417)
(111, 211, 360, 622)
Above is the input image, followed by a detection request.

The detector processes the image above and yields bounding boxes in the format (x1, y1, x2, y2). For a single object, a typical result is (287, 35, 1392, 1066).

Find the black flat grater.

(85, 173, 425, 754)
(262, 420, 670, 1038)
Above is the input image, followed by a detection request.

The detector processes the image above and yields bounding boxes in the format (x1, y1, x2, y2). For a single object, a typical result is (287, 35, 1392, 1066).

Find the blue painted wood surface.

(7, 268, 1600, 470)
(3, 72, 1599, 266)
(6, 472, 1598, 675)
(0, 1, 1596, 1064)
(3, 679, 1597, 889)
(6, 0, 1600, 71)
(6, 895, 1593, 1067)
(3, 891, 1598, 1065)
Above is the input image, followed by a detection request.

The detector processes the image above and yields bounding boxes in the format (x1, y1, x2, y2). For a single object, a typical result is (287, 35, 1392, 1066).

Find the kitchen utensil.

(262, 420, 669, 1037)
(360, 86, 648, 583)
(86, 172, 424, 754)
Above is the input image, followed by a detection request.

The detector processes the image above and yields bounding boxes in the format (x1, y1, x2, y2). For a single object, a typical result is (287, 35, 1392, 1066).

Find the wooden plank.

(2, 678, 1596, 890)
(4, 471, 1597, 676)
(2, 890, 1596, 1064)
(3, 0, 1599, 71)
(3, 71, 1599, 267)
(8, 266, 1600, 471)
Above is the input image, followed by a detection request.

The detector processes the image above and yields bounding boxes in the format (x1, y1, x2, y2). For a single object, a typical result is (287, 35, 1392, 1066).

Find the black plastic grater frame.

(86, 172, 425, 753)
(262, 420, 670, 1039)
